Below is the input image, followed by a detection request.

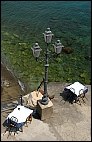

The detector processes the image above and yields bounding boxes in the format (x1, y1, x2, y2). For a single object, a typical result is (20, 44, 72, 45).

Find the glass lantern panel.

(56, 47, 62, 54)
(33, 50, 41, 57)
(44, 34, 52, 43)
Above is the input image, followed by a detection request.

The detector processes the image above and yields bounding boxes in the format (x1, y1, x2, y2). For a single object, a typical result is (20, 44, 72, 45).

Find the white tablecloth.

(7, 105, 33, 123)
(65, 82, 88, 96)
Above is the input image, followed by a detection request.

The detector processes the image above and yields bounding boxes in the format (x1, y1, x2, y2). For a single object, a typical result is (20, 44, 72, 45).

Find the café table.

(7, 105, 33, 124)
(5, 105, 33, 137)
(64, 82, 88, 104)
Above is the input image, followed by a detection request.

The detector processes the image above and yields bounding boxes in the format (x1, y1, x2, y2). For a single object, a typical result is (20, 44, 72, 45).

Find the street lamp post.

(31, 28, 64, 105)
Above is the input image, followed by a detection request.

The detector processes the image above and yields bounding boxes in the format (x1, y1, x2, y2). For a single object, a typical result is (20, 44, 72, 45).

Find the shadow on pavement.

(60, 89, 77, 104)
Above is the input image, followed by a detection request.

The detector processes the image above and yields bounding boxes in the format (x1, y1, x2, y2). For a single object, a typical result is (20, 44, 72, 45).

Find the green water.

(1, 1, 91, 90)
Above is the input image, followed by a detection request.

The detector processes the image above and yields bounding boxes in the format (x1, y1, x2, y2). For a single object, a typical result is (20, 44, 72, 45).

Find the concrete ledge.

(36, 99, 53, 120)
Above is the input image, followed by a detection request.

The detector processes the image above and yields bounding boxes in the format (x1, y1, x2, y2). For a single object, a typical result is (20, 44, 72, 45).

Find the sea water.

(1, 1, 91, 87)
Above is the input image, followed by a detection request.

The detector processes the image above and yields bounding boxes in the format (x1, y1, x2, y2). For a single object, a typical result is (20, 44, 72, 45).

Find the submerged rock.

(85, 56, 91, 61)
(62, 47, 74, 54)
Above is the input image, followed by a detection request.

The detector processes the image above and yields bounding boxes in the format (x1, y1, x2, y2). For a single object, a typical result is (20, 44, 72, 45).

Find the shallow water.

(1, 1, 91, 92)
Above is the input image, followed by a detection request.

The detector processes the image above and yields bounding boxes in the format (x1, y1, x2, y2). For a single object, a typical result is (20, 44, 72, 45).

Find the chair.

(62, 82, 88, 105)
(4, 116, 19, 138)
(27, 114, 32, 123)
(25, 114, 32, 127)
(5, 116, 18, 138)
(78, 87, 88, 103)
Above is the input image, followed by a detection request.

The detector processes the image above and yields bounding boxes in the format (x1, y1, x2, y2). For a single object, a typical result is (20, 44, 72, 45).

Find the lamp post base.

(37, 98, 53, 120)
(41, 96, 49, 105)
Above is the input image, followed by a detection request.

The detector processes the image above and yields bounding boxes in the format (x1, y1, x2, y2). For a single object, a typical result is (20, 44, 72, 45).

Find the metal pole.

(44, 43, 49, 97)
(41, 43, 49, 105)
(20, 94, 23, 105)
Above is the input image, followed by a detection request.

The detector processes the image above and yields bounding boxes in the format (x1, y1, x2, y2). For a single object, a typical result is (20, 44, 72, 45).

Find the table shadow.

(60, 89, 77, 104)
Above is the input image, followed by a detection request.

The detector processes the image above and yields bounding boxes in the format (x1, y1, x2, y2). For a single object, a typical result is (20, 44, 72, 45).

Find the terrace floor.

(1, 83, 91, 141)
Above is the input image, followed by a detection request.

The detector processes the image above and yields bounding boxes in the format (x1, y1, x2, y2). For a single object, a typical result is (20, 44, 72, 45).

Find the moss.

(1, 31, 91, 89)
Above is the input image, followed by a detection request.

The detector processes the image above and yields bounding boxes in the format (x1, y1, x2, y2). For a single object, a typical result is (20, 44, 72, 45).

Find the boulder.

(22, 90, 55, 108)
(23, 91, 43, 108)
(62, 47, 74, 54)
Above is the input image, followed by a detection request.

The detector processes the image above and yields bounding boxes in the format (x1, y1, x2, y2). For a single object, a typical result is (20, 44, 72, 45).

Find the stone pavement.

(1, 83, 91, 141)
(1, 118, 57, 141)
